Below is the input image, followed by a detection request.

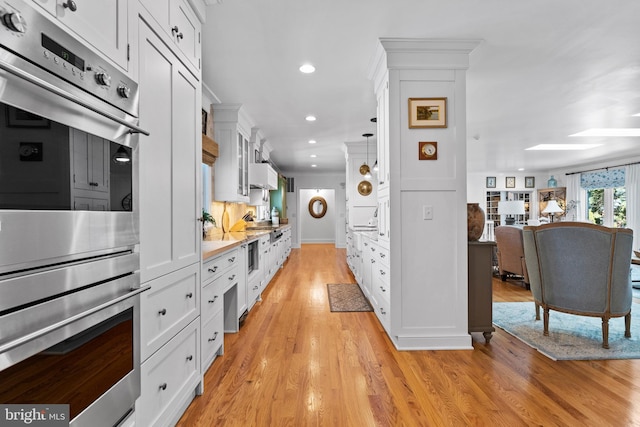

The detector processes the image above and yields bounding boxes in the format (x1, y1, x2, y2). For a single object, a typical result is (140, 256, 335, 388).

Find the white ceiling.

(201, 0, 640, 176)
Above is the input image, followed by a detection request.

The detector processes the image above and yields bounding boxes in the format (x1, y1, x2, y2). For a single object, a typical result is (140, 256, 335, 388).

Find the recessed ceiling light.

(633, 113, 640, 117)
(526, 144, 601, 151)
(299, 64, 315, 74)
(311, 164, 317, 168)
(305, 115, 316, 122)
(517, 168, 524, 171)
(569, 128, 640, 137)
(310, 154, 317, 158)
(308, 140, 317, 144)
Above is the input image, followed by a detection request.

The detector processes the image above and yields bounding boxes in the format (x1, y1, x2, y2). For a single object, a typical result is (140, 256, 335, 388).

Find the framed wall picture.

(506, 176, 516, 188)
(525, 176, 535, 188)
(408, 98, 447, 128)
(6, 106, 50, 128)
(486, 176, 496, 188)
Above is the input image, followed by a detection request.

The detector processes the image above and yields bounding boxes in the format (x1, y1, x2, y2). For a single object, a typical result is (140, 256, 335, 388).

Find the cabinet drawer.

(201, 278, 223, 324)
(201, 310, 223, 372)
(141, 264, 199, 361)
(202, 248, 239, 283)
(375, 264, 390, 302)
(375, 295, 391, 331)
(137, 319, 200, 427)
(220, 264, 241, 292)
(377, 246, 390, 267)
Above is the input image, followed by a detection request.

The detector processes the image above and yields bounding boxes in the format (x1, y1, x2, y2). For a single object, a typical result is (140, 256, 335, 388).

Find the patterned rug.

(493, 302, 640, 360)
(326, 284, 373, 312)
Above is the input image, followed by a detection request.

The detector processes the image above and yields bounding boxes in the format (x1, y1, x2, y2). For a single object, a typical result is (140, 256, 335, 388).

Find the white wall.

(299, 189, 335, 243)
(285, 173, 346, 249)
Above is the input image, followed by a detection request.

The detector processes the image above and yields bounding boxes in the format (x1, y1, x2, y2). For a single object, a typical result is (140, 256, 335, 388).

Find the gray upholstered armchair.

(523, 222, 634, 349)
(495, 226, 530, 288)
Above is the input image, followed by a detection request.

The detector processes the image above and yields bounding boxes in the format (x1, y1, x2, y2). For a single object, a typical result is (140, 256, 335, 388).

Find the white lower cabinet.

(140, 263, 200, 362)
(201, 310, 224, 373)
(137, 318, 200, 427)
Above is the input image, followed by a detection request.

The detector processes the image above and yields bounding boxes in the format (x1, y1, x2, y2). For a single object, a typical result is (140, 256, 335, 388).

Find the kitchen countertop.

(202, 224, 290, 260)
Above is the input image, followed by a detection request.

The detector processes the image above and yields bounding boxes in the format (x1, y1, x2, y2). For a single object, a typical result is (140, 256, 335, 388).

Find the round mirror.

(308, 196, 327, 219)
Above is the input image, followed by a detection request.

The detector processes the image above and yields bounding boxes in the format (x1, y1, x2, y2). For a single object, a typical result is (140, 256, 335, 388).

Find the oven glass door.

(0, 101, 133, 212)
(0, 307, 133, 422)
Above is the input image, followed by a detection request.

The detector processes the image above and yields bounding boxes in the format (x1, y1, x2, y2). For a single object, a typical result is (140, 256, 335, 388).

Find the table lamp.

(498, 200, 525, 225)
(542, 199, 564, 222)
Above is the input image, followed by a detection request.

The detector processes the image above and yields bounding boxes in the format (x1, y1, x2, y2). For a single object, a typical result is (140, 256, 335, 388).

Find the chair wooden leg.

(602, 318, 610, 349)
(543, 308, 549, 336)
(535, 303, 540, 321)
(625, 312, 631, 338)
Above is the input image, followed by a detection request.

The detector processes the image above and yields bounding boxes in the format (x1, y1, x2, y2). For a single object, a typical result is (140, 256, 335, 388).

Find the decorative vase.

(547, 175, 557, 188)
(467, 203, 485, 241)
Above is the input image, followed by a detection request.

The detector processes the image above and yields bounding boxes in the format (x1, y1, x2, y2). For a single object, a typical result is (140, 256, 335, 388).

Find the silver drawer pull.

(208, 332, 219, 342)
(186, 355, 193, 361)
(158, 308, 167, 316)
(228, 274, 236, 281)
(159, 383, 167, 391)
(186, 292, 193, 299)
(208, 266, 218, 273)
(208, 296, 219, 304)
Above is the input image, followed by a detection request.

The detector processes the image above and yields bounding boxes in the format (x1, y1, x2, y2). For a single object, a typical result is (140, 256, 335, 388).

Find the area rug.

(326, 284, 373, 312)
(492, 302, 640, 360)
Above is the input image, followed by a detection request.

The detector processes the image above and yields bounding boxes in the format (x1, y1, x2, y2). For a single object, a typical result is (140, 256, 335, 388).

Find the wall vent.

(286, 177, 295, 193)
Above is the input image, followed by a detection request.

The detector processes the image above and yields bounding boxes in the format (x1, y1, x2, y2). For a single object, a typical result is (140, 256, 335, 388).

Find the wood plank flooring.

(177, 244, 640, 426)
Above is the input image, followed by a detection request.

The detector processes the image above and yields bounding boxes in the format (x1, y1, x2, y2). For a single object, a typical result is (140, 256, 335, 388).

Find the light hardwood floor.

(178, 244, 640, 426)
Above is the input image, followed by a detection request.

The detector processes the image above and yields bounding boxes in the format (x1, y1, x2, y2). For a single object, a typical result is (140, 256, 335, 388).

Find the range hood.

(249, 162, 278, 190)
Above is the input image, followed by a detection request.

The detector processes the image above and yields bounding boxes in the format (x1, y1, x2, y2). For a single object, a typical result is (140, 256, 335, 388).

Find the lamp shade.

(498, 200, 525, 215)
(542, 200, 564, 214)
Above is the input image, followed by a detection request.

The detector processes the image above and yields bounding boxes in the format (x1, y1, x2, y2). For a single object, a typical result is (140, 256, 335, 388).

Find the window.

(582, 169, 626, 228)
(586, 187, 626, 227)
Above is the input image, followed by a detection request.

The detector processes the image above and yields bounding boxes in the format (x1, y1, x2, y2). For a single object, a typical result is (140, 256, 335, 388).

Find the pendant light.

(112, 145, 131, 164)
(361, 133, 373, 180)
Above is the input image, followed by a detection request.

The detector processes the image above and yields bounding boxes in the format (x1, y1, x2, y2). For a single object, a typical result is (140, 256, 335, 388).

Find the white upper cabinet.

(249, 163, 278, 190)
(139, 0, 201, 74)
(213, 104, 252, 203)
(32, 0, 129, 70)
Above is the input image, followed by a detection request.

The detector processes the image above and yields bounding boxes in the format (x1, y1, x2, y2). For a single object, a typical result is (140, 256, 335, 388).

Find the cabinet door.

(138, 21, 200, 283)
(54, 0, 128, 70)
(139, 0, 200, 73)
(376, 81, 390, 187)
(173, 0, 201, 71)
(236, 133, 249, 197)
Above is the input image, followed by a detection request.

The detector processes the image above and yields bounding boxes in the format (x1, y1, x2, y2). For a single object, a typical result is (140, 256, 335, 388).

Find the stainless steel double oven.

(0, 1, 148, 426)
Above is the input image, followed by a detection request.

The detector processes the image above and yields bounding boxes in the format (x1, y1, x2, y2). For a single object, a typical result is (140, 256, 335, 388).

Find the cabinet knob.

(158, 308, 167, 316)
(159, 383, 167, 391)
(186, 355, 193, 361)
(229, 257, 236, 262)
(380, 308, 386, 315)
(171, 26, 179, 35)
(253, 285, 259, 290)
(208, 332, 219, 342)
(380, 286, 386, 292)
(229, 274, 236, 281)
(208, 266, 218, 273)
(380, 270, 386, 275)
(186, 292, 193, 298)
(380, 253, 386, 258)
(63, 0, 77, 12)
(208, 296, 218, 304)
(371, 259, 375, 263)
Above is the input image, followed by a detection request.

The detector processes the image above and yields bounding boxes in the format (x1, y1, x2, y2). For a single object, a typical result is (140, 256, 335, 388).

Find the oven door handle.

(0, 286, 150, 355)
(0, 60, 150, 136)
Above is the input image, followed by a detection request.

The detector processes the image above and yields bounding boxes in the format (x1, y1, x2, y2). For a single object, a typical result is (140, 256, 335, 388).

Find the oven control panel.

(0, 0, 138, 117)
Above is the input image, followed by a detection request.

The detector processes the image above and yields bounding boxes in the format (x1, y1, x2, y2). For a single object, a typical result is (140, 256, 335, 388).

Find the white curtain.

(565, 173, 585, 222)
(626, 164, 640, 249)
